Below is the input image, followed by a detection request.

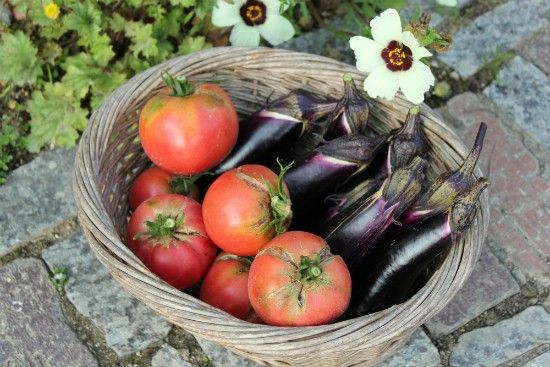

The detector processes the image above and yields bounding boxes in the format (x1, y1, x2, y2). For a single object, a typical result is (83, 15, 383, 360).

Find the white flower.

(437, 0, 458, 7)
(349, 9, 435, 104)
(212, 0, 295, 47)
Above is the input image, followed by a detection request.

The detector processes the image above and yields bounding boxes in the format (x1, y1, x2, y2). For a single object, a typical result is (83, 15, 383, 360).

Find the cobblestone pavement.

(1, 1, 548, 366)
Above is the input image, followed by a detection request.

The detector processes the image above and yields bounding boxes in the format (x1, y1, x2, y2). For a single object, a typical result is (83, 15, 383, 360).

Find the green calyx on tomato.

(161, 72, 194, 97)
(266, 160, 293, 235)
(169, 172, 212, 196)
(298, 254, 323, 281)
(136, 213, 200, 244)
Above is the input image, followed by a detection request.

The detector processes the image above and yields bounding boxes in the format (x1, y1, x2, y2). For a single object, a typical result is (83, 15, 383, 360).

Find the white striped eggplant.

(401, 122, 487, 226)
(321, 157, 427, 272)
(285, 133, 387, 207)
(325, 74, 370, 139)
(349, 178, 489, 316)
(213, 91, 337, 175)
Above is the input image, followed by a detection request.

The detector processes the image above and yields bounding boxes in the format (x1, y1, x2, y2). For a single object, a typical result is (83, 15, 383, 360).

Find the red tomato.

(139, 77, 238, 175)
(200, 253, 253, 320)
(202, 164, 292, 256)
(128, 167, 200, 211)
(126, 194, 217, 289)
(248, 231, 351, 326)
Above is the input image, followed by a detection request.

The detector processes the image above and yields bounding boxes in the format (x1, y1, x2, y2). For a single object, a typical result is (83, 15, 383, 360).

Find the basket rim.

(72, 46, 489, 359)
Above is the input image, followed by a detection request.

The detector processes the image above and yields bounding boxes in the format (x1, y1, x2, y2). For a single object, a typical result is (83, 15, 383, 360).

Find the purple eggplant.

(321, 157, 427, 272)
(349, 178, 489, 316)
(319, 106, 428, 223)
(285, 133, 387, 206)
(325, 74, 370, 139)
(401, 122, 487, 226)
(213, 91, 337, 175)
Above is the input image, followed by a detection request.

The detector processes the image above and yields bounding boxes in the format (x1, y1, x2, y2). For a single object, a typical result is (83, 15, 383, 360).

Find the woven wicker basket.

(73, 47, 489, 367)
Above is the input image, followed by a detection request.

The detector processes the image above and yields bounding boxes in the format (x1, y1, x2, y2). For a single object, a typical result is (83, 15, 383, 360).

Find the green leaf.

(170, 0, 195, 7)
(26, 82, 88, 152)
(0, 31, 43, 86)
(127, 23, 159, 59)
(419, 27, 440, 47)
(153, 8, 184, 38)
(177, 36, 211, 56)
(64, 1, 102, 46)
(89, 34, 115, 67)
(109, 13, 127, 33)
(194, 0, 216, 18)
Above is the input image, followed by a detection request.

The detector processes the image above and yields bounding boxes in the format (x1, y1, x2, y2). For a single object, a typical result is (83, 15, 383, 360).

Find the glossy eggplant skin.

(349, 213, 454, 316)
(285, 134, 387, 206)
(213, 110, 303, 175)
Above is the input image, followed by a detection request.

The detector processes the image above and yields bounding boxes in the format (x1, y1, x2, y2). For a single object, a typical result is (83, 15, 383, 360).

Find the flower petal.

(399, 61, 435, 104)
(230, 22, 261, 46)
(363, 65, 400, 101)
(212, 0, 242, 27)
(349, 36, 384, 73)
(257, 14, 295, 46)
(370, 9, 402, 46)
(402, 31, 432, 60)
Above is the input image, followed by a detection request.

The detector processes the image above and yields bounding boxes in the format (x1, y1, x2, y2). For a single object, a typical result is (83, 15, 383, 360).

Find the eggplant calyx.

(382, 156, 426, 215)
(135, 213, 201, 245)
(162, 72, 194, 97)
(450, 177, 490, 231)
(387, 105, 427, 172)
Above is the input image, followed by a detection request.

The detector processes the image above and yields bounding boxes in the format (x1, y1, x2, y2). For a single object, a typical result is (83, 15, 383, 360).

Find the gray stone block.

(439, 1, 550, 78)
(450, 306, 550, 367)
(152, 344, 194, 367)
(0, 3, 11, 26)
(0, 148, 76, 257)
(195, 337, 263, 367)
(524, 351, 550, 367)
(0, 258, 97, 367)
(484, 56, 550, 149)
(425, 248, 520, 336)
(379, 329, 441, 367)
(42, 232, 171, 357)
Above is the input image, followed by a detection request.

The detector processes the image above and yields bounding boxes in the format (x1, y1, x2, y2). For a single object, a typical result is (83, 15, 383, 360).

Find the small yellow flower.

(44, 2, 60, 20)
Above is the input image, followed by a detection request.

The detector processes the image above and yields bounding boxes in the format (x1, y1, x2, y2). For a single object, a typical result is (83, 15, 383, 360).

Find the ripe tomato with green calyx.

(128, 166, 202, 211)
(248, 231, 351, 326)
(200, 252, 254, 320)
(202, 163, 293, 256)
(139, 73, 238, 175)
(126, 194, 217, 289)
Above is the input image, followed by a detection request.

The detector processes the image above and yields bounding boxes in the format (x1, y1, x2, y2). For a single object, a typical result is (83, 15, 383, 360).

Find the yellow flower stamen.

(44, 3, 60, 20)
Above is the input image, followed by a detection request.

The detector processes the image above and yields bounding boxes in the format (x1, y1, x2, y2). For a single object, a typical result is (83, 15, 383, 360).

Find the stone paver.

(195, 337, 263, 367)
(402, 0, 472, 26)
(379, 329, 441, 367)
(444, 92, 550, 286)
(484, 56, 550, 149)
(524, 351, 550, 367)
(0, 258, 97, 367)
(450, 306, 550, 367)
(281, 20, 355, 64)
(425, 248, 520, 336)
(42, 232, 171, 357)
(521, 28, 550, 75)
(439, 1, 550, 78)
(0, 3, 11, 26)
(151, 344, 194, 367)
(0, 148, 76, 257)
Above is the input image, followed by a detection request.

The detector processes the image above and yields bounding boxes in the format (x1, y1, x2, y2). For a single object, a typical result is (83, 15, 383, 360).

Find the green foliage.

(0, 32, 43, 86)
(1, 0, 216, 154)
(342, 0, 407, 30)
(49, 267, 69, 292)
(0, 124, 22, 185)
(25, 82, 88, 152)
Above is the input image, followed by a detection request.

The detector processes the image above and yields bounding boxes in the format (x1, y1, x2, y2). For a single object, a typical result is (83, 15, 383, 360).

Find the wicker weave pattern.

(73, 47, 489, 367)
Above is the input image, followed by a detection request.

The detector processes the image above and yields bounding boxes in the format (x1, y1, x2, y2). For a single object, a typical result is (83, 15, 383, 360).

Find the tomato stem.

(298, 254, 323, 281)
(162, 71, 194, 97)
(170, 172, 212, 196)
(267, 159, 293, 235)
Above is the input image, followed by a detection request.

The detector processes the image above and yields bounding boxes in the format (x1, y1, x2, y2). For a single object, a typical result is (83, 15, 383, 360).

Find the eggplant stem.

(459, 122, 487, 176)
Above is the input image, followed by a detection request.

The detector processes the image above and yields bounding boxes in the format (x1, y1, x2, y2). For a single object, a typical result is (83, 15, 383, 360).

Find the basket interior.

(75, 47, 489, 366)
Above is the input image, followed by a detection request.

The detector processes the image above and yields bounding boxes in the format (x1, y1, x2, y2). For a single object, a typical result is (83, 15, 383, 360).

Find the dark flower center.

(381, 41, 413, 71)
(240, 0, 267, 26)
